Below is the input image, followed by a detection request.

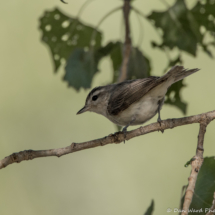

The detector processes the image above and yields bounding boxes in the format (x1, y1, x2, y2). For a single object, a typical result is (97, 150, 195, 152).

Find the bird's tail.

(158, 65, 200, 85)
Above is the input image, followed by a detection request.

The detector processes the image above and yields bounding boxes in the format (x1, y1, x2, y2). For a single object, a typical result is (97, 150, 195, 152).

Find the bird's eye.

(92, 95, 98, 101)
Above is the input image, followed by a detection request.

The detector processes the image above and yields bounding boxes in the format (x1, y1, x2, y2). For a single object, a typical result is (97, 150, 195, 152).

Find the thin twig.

(0, 110, 215, 170)
(206, 192, 215, 215)
(77, 0, 96, 18)
(181, 121, 209, 215)
(133, 9, 144, 47)
(60, 0, 68, 4)
(69, 0, 97, 40)
(90, 6, 122, 49)
(131, 6, 171, 61)
(118, 0, 132, 82)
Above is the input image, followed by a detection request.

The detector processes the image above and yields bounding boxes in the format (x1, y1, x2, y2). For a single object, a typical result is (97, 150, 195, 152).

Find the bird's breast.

(107, 95, 161, 126)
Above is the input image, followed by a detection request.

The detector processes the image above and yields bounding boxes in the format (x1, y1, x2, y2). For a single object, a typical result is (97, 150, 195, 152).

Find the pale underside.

(105, 80, 169, 126)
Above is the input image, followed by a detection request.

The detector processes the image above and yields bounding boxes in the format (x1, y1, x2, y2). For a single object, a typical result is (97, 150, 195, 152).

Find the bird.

(77, 66, 199, 137)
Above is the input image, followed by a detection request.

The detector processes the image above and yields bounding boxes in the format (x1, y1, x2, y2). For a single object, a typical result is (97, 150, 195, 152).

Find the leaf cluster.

(39, 0, 215, 113)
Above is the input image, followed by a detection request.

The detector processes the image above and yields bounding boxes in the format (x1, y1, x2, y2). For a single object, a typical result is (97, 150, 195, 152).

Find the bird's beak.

(76, 106, 89, 115)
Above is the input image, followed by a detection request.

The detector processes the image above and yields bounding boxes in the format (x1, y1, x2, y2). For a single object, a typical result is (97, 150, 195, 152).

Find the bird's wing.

(107, 77, 159, 115)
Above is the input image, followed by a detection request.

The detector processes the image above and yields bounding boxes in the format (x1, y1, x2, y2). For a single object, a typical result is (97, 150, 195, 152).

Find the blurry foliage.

(148, 0, 203, 56)
(64, 48, 98, 89)
(180, 157, 215, 215)
(63, 43, 119, 89)
(147, 0, 215, 57)
(108, 42, 151, 82)
(143, 200, 154, 215)
(39, 0, 215, 113)
(39, 8, 102, 74)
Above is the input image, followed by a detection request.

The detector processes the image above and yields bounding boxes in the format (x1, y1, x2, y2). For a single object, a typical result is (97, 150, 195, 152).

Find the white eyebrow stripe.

(86, 86, 106, 102)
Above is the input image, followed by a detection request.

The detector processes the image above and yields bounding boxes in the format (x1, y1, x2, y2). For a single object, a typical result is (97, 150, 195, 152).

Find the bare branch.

(206, 192, 215, 215)
(118, 0, 132, 82)
(181, 121, 209, 215)
(0, 110, 215, 170)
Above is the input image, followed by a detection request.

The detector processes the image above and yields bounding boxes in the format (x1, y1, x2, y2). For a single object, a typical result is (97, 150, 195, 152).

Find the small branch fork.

(118, 0, 132, 82)
(0, 110, 215, 170)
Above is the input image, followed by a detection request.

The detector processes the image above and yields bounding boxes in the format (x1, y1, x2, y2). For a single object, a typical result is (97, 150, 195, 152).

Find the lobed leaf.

(147, 0, 205, 56)
(64, 49, 98, 90)
(143, 200, 154, 215)
(39, 8, 102, 90)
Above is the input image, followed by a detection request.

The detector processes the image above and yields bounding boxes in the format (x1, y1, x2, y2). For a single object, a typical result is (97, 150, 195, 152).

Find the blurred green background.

(0, 0, 215, 214)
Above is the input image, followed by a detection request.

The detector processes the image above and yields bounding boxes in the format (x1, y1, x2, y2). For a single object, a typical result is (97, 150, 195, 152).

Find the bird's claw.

(122, 127, 127, 143)
(157, 118, 164, 133)
(157, 118, 162, 126)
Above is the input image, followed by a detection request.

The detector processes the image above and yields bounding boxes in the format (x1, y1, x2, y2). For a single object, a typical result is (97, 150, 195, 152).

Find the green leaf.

(63, 42, 119, 90)
(190, 0, 215, 57)
(64, 48, 98, 90)
(39, 7, 102, 72)
(127, 48, 151, 80)
(96, 42, 118, 59)
(109, 42, 151, 83)
(181, 157, 215, 215)
(109, 42, 123, 82)
(146, 0, 215, 113)
(143, 200, 154, 215)
(165, 80, 187, 114)
(191, 1, 215, 33)
(147, 0, 202, 56)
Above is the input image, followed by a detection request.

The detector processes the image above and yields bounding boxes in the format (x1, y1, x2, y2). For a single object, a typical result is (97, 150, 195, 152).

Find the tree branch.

(118, 0, 132, 82)
(0, 110, 215, 170)
(181, 121, 209, 215)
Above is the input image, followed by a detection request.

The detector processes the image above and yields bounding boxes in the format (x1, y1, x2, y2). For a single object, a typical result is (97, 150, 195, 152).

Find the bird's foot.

(122, 127, 128, 143)
(157, 117, 162, 126)
(121, 119, 135, 143)
(157, 118, 164, 133)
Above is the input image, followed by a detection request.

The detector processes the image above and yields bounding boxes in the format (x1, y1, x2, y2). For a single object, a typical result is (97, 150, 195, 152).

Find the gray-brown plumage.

(107, 77, 159, 116)
(77, 66, 199, 133)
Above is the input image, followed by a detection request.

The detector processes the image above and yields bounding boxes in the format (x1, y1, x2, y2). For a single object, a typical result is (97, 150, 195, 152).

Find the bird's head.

(77, 86, 110, 116)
